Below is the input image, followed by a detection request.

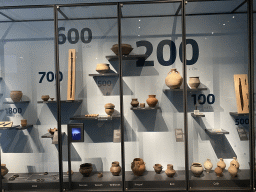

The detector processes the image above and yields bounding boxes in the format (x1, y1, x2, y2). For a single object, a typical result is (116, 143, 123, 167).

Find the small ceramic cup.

(21, 119, 27, 127)
(140, 103, 145, 108)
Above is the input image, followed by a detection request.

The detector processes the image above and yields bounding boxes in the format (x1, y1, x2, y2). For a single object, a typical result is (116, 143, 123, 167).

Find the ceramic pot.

(165, 164, 176, 177)
(79, 163, 93, 177)
(10, 91, 23, 102)
(217, 158, 226, 170)
(1, 164, 8, 178)
(21, 119, 27, 127)
(228, 164, 238, 178)
(230, 157, 240, 169)
(203, 159, 213, 173)
(165, 69, 183, 89)
(214, 166, 223, 177)
(188, 77, 200, 89)
(110, 161, 121, 176)
(48, 128, 57, 135)
(104, 103, 115, 116)
(111, 44, 133, 55)
(146, 95, 158, 107)
(191, 163, 204, 177)
(140, 103, 145, 108)
(41, 95, 50, 101)
(131, 158, 146, 176)
(153, 164, 163, 174)
(96, 63, 110, 74)
(131, 98, 139, 107)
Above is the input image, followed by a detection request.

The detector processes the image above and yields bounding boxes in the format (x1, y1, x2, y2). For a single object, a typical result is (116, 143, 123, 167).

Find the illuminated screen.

(72, 128, 81, 140)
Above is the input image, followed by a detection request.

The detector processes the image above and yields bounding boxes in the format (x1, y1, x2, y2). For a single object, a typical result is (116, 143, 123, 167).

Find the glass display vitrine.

(186, 0, 252, 190)
(57, 3, 123, 191)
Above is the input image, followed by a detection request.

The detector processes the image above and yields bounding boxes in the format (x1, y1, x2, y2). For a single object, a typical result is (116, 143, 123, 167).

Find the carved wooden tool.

(234, 74, 249, 114)
(67, 49, 76, 100)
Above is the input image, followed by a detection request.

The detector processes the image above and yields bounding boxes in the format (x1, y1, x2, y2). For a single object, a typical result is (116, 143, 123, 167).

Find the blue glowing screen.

(72, 128, 81, 140)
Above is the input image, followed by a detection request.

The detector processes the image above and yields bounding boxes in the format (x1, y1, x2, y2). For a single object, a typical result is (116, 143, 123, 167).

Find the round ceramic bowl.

(41, 95, 50, 101)
(111, 44, 133, 55)
(96, 63, 110, 74)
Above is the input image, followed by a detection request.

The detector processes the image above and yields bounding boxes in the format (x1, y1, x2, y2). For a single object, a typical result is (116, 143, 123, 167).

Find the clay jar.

(153, 164, 163, 174)
(191, 163, 204, 177)
(21, 119, 27, 127)
(110, 161, 121, 176)
(188, 77, 200, 89)
(111, 44, 133, 55)
(10, 91, 23, 102)
(79, 163, 93, 177)
(131, 158, 146, 176)
(96, 63, 110, 74)
(230, 157, 240, 169)
(146, 95, 158, 107)
(104, 103, 115, 116)
(228, 164, 238, 178)
(203, 159, 213, 173)
(165, 69, 183, 89)
(41, 95, 50, 101)
(131, 98, 139, 107)
(217, 158, 226, 170)
(165, 164, 176, 177)
(214, 166, 223, 177)
(1, 164, 8, 178)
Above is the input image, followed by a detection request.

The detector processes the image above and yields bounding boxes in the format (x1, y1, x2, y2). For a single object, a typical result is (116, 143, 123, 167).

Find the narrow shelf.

(41, 133, 54, 138)
(106, 54, 147, 61)
(229, 112, 249, 116)
(37, 99, 83, 103)
(3, 101, 30, 104)
(130, 107, 160, 110)
(191, 113, 205, 117)
(205, 129, 229, 135)
(89, 73, 119, 77)
(163, 87, 207, 92)
(0, 124, 33, 130)
(70, 115, 120, 121)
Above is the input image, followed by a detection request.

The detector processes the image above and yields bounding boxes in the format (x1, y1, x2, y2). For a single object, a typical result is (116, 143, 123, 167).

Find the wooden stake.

(234, 74, 249, 114)
(67, 49, 76, 100)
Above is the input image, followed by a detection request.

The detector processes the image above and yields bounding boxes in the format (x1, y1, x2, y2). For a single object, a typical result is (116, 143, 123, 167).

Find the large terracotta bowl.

(111, 44, 133, 55)
(10, 91, 22, 102)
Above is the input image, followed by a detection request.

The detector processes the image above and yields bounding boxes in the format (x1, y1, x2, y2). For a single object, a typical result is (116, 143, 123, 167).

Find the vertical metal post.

(182, 0, 189, 191)
(248, 0, 255, 190)
(117, 2, 126, 192)
(68, 133, 72, 189)
(54, 5, 63, 192)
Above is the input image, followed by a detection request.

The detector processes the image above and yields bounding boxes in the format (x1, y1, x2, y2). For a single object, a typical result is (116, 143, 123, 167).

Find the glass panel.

(0, 7, 60, 191)
(58, 4, 122, 191)
(122, 2, 186, 191)
(186, 0, 250, 190)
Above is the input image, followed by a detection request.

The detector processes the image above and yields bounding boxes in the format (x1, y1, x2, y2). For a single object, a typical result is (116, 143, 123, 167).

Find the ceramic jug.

(165, 68, 183, 89)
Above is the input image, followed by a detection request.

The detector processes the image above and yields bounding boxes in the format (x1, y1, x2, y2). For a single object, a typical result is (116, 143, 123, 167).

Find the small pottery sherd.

(188, 77, 200, 89)
(230, 157, 240, 169)
(153, 164, 163, 174)
(41, 95, 50, 101)
(79, 163, 93, 177)
(111, 44, 133, 55)
(48, 127, 57, 135)
(217, 158, 226, 170)
(1, 164, 8, 178)
(146, 95, 158, 107)
(21, 119, 27, 127)
(131, 158, 146, 176)
(165, 69, 183, 89)
(140, 103, 145, 108)
(104, 103, 115, 116)
(131, 98, 139, 107)
(165, 164, 176, 177)
(191, 163, 204, 177)
(10, 91, 23, 102)
(214, 166, 223, 177)
(228, 164, 238, 178)
(96, 63, 110, 74)
(203, 159, 213, 173)
(110, 161, 121, 176)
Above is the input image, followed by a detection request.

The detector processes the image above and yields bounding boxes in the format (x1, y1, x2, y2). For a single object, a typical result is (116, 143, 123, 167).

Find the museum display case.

(0, 0, 254, 192)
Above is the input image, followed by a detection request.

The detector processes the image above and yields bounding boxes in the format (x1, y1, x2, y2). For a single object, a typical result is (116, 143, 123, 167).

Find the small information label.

(110, 184, 121, 187)
(213, 182, 220, 186)
(134, 183, 143, 187)
(32, 185, 37, 188)
(95, 184, 103, 187)
(170, 183, 175, 186)
(79, 184, 88, 187)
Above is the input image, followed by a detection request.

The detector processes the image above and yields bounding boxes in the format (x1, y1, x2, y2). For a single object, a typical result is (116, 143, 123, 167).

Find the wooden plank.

(67, 49, 76, 100)
(234, 74, 249, 114)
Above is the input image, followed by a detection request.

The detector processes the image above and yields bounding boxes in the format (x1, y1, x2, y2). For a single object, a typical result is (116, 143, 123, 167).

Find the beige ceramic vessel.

(110, 161, 121, 176)
(104, 103, 115, 116)
(230, 157, 240, 169)
(41, 95, 50, 101)
(21, 119, 27, 127)
(96, 63, 110, 74)
(228, 164, 238, 178)
(214, 166, 223, 177)
(188, 77, 200, 89)
(153, 164, 163, 174)
(1, 164, 8, 178)
(191, 163, 204, 177)
(165, 164, 176, 177)
(146, 95, 158, 107)
(10, 91, 23, 102)
(217, 158, 226, 170)
(165, 69, 183, 89)
(111, 44, 133, 55)
(131, 158, 146, 176)
(140, 103, 145, 108)
(131, 98, 139, 107)
(203, 159, 213, 173)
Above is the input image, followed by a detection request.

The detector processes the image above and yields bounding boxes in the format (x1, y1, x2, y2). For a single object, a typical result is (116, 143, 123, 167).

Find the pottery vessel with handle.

(165, 69, 183, 89)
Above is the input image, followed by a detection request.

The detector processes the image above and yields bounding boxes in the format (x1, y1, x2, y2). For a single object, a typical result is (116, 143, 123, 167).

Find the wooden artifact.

(234, 74, 249, 114)
(67, 49, 76, 100)
(0, 121, 13, 127)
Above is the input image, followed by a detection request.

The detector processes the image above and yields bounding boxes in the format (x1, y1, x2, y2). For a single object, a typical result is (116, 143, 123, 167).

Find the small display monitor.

(68, 123, 84, 142)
